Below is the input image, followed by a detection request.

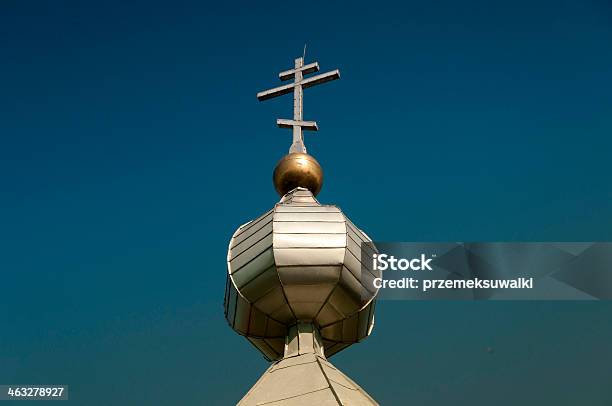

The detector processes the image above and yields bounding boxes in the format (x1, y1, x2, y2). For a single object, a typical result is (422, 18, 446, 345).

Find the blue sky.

(1, 0, 611, 404)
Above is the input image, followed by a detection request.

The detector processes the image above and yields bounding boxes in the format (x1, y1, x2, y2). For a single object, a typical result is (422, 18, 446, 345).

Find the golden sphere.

(273, 153, 323, 197)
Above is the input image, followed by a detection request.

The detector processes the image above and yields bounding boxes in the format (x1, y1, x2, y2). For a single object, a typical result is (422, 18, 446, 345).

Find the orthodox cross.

(257, 56, 340, 154)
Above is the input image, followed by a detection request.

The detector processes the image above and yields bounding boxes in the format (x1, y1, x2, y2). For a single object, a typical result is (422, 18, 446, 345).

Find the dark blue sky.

(1, 1, 611, 404)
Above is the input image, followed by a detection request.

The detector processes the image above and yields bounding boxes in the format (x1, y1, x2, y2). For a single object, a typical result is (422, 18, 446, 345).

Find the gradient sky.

(1, 0, 611, 405)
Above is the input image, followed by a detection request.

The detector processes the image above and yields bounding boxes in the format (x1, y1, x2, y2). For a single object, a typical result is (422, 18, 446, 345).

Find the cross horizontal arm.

(276, 119, 319, 131)
(256, 82, 295, 101)
(301, 69, 340, 89)
(279, 62, 319, 81)
(256, 69, 341, 101)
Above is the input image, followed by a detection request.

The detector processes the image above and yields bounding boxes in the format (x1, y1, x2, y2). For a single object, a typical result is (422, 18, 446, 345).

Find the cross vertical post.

(256, 55, 340, 154)
(292, 57, 305, 153)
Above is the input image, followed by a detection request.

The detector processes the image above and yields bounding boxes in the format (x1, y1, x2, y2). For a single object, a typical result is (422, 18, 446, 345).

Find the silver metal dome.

(224, 187, 379, 360)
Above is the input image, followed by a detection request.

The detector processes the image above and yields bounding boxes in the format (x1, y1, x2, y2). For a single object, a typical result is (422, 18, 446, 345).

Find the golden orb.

(273, 153, 323, 197)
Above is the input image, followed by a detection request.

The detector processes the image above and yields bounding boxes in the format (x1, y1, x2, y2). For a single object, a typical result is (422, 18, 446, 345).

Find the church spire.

(257, 54, 339, 197)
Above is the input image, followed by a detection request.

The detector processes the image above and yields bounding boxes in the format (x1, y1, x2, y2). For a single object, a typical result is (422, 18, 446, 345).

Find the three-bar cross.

(257, 57, 340, 154)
